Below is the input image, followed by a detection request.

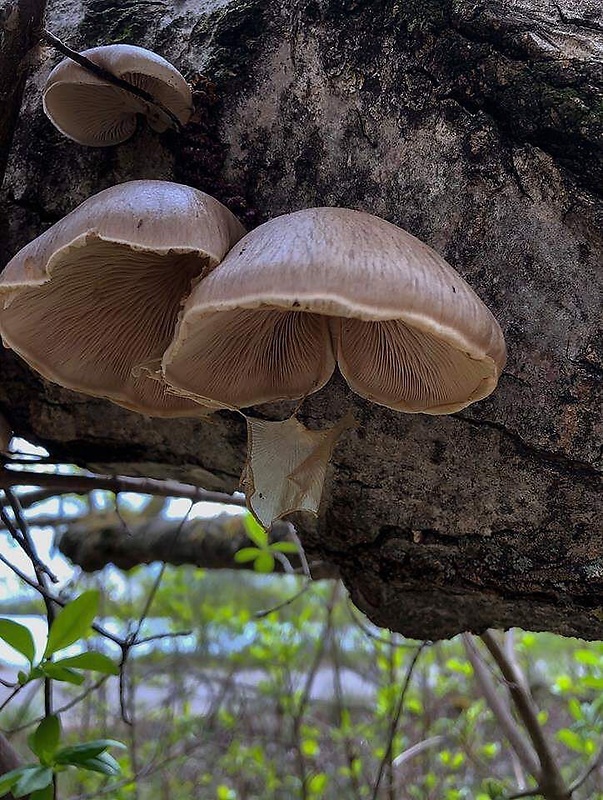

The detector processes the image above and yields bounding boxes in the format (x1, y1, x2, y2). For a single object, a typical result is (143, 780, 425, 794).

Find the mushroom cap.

(43, 44, 193, 146)
(163, 207, 506, 414)
(0, 180, 246, 416)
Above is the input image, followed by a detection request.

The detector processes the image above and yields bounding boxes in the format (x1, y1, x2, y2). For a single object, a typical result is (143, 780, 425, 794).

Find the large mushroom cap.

(163, 207, 506, 414)
(43, 44, 193, 146)
(0, 180, 246, 416)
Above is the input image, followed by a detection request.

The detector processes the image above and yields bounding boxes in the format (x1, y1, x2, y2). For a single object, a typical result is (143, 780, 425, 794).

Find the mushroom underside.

(44, 73, 190, 145)
(337, 317, 497, 413)
(164, 307, 496, 413)
(0, 240, 210, 416)
(164, 307, 336, 409)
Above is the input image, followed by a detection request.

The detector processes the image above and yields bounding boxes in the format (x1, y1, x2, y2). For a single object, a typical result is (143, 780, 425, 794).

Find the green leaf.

(76, 751, 121, 776)
(269, 541, 299, 554)
(557, 728, 585, 753)
(44, 590, 100, 657)
(0, 767, 27, 795)
(40, 663, 85, 685)
(243, 515, 268, 548)
(54, 652, 119, 675)
(234, 547, 261, 564)
(301, 739, 320, 757)
(29, 715, 61, 763)
(13, 766, 53, 797)
(307, 773, 328, 794)
(253, 551, 275, 573)
(55, 740, 126, 766)
(30, 785, 54, 800)
(0, 619, 36, 664)
(574, 649, 600, 666)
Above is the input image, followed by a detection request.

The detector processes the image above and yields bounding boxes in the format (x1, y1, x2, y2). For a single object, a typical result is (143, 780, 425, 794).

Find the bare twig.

(1, 488, 57, 799)
(254, 580, 311, 619)
(392, 735, 444, 768)
(569, 742, 603, 793)
(370, 642, 427, 800)
(480, 630, 571, 800)
(0, 467, 246, 507)
(462, 634, 539, 777)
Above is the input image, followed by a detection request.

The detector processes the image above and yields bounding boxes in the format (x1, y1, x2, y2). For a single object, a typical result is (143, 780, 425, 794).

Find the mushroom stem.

(40, 29, 184, 132)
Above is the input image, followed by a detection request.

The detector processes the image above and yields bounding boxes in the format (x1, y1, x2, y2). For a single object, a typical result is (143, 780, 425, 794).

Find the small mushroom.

(162, 207, 506, 414)
(43, 44, 193, 146)
(0, 180, 245, 416)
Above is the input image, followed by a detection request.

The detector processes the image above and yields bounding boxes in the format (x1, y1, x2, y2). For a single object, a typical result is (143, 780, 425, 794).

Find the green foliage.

(0, 618, 36, 664)
(0, 591, 125, 797)
(234, 514, 298, 573)
(44, 590, 100, 657)
(7, 548, 603, 797)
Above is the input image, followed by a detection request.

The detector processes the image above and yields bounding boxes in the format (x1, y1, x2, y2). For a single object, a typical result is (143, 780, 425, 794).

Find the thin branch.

(569, 742, 603, 792)
(0, 467, 246, 506)
(0, 550, 123, 647)
(40, 29, 184, 132)
(254, 580, 311, 619)
(462, 634, 540, 777)
(3, 490, 58, 582)
(481, 630, 571, 800)
(392, 735, 445, 768)
(370, 642, 427, 800)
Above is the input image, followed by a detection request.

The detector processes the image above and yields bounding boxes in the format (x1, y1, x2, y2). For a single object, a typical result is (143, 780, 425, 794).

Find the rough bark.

(0, 0, 601, 639)
(0, 0, 47, 187)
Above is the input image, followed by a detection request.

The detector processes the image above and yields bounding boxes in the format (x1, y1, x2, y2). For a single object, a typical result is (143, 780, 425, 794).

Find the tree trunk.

(0, 0, 601, 639)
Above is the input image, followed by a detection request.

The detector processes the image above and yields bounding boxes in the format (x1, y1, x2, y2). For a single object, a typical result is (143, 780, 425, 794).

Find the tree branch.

(56, 512, 339, 578)
(480, 630, 570, 800)
(0, 467, 246, 507)
(461, 634, 540, 778)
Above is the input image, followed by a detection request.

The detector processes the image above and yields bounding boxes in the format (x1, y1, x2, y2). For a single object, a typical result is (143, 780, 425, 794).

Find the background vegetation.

(0, 452, 602, 800)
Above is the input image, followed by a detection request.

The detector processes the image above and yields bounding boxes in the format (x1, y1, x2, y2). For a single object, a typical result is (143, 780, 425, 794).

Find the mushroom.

(162, 207, 506, 414)
(0, 180, 245, 416)
(43, 44, 193, 146)
(162, 206, 505, 527)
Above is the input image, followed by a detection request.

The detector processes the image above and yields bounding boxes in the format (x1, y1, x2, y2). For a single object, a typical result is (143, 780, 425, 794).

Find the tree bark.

(0, 0, 47, 188)
(0, 0, 601, 639)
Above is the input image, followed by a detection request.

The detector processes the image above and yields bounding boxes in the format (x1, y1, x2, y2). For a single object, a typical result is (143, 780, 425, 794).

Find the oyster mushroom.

(43, 44, 193, 146)
(162, 207, 506, 413)
(0, 180, 245, 416)
(162, 207, 506, 526)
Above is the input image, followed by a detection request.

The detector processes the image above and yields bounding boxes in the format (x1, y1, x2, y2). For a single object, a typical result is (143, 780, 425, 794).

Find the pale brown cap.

(43, 44, 193, 146)
(163, 207, 506, 414)
(0, 180, 246, 416)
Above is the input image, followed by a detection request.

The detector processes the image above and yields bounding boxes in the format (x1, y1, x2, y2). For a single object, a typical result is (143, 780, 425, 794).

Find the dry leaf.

(243, 413, 354, 529)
